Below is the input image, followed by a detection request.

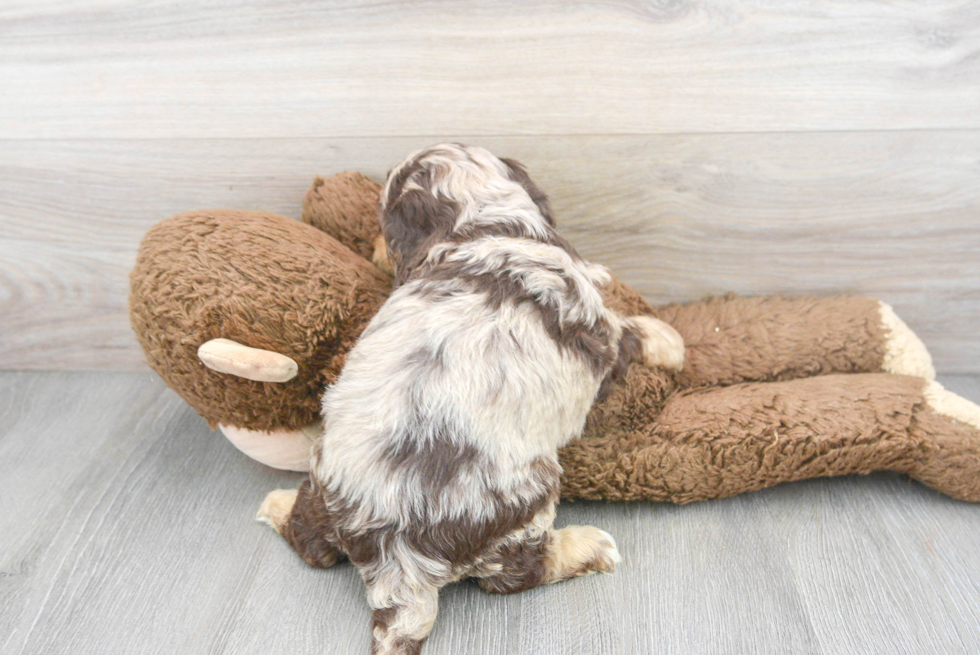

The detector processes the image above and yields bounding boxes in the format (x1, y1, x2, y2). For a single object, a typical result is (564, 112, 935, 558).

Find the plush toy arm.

(649, 294, 934, 389)
(303, 172, 384, 261)
(560, 373, 980, 504)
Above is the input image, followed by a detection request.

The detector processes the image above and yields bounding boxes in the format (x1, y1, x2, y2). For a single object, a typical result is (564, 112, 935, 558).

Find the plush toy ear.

(197, 338, 298, 382)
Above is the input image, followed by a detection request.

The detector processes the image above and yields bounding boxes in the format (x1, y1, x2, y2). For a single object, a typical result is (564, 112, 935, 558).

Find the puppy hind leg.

(256, 488, 298, 534)
(543, 525, 621, 582)
(597, 313, 683, 402)
(367, 582, 441, 655)
(625, 315, 685, 372)
(477, 524, 621, 594)
(257, 482, 345, 569)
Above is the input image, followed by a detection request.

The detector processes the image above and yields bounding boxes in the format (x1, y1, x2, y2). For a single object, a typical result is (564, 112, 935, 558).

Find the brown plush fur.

(303, 172, 384, 260)
(564, 371, 980, 503)
(652, 294, 887, 387)
(129, 209, 390, 431)
(129, 173, 980, 504)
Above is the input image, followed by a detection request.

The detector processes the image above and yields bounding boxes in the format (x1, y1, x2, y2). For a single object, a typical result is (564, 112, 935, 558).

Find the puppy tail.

(369, 584, 440, 655)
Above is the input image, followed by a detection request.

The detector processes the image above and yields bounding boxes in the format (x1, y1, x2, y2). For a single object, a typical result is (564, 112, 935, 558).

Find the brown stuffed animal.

(129, 173, 980, 503)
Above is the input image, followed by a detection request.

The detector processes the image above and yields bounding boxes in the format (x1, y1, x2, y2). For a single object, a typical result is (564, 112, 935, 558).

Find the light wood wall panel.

(2, 133, 978, 372)
(1, 0, 979, 138)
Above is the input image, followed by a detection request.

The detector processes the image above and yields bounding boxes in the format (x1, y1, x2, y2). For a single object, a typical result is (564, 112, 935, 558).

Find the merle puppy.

(258, 143, 684, 655)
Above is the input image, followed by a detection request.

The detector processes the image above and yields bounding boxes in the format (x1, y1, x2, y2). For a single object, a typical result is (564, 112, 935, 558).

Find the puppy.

(258, 143, 684, 654)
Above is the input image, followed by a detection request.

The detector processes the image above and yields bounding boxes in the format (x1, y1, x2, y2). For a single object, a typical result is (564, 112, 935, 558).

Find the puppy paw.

(879, 302, 935, 380)
(580, 526, 622, 574)
(546, 525, 622, 583)
(627, 315, 685, 372)
(372, 233, 395, 276)
(256, 488, 298, 534)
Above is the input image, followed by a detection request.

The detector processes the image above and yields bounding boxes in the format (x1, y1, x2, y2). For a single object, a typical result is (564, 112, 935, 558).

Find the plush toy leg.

(219, 422, 320, 472)
(559, 373, 980, 504)
(650, 295, 934, 388)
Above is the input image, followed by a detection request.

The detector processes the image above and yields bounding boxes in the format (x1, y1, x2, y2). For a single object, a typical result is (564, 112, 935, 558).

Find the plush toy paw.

(923, 381, 980, 430)
(879, 301, 935, 380)
(628, 315, 685, 372)
(256, 488, 299, 534)
(910, 380, 980, 502)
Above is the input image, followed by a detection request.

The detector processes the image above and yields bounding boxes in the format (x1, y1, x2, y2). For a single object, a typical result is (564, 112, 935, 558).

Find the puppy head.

(379, 143, 555, 284)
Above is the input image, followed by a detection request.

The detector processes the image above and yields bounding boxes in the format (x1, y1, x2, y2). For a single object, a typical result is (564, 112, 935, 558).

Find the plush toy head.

(129, 174, 392, 434)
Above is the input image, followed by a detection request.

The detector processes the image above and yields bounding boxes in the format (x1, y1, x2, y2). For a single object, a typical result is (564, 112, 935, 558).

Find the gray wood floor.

(3, 2, 980, 653)
(2, 371, 980, 655)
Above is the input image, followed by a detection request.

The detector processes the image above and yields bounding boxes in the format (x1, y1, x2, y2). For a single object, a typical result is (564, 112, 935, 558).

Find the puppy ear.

(502, 157, 556, 226)
(382, 188, 458, 285)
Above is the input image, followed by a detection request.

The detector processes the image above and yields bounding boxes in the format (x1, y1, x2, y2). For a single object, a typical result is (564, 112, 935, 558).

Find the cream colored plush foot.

(256, 489, 299, 534)
(923, 381, 980, 430)
(219, 422, 320, 472)
(628, 315, 685, 372)
(543, 525, 622, 584)
(880, 302, 935, 380)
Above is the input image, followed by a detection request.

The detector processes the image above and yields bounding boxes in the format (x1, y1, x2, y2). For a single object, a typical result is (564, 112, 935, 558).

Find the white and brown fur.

(258, 144, 683, 655)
